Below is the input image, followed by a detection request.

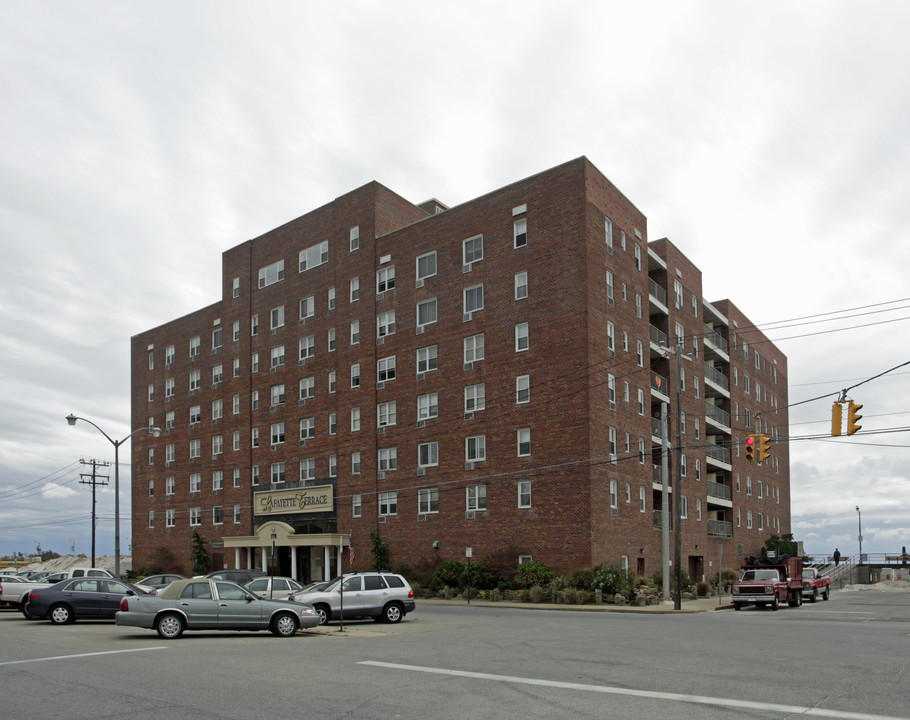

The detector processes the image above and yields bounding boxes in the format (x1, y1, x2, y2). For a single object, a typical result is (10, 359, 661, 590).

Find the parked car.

(41, 568, 115, 584)
(287, 571, 415, 625)
(24, 577, 143, 624)
(245, 576, 307, 600)
(0, 575, 49, 610)
(203, 569, 267, 585)
(135, 574, 186, 592)
(115, 578, 319, 638)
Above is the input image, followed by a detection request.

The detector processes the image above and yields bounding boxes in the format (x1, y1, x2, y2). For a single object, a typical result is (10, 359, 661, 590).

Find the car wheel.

(156, 612, 185, 639)
(810, 589, 818, 603)
(271, 612, 298, 637)
(20, 601, 36, 619)
(50, 604, 74, 624)
(733, 603, 743, 611)
(314, 604, 330, 625)
(771, 596, 779, 611)
(822, 588, 830, 601)
(382, 602, 404, 624)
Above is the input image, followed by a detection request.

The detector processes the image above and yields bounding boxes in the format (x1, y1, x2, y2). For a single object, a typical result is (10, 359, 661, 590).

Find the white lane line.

(0, 647, 169, 667)
(360, 661, 908, 720)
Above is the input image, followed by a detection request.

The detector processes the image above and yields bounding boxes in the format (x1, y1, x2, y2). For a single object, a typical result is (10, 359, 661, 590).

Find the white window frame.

(299, 241, 329, 273)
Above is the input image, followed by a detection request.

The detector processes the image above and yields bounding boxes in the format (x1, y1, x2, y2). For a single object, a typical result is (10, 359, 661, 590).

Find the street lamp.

(66, 414, 161, 578)
(856, 505, 863, 566)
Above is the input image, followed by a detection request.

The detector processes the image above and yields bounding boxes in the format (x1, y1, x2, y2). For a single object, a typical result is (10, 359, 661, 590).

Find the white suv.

(288, 572, 415, 624)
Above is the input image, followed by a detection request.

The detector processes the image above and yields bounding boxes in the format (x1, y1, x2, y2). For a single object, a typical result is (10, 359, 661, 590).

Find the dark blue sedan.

(24, 577, 142, 624)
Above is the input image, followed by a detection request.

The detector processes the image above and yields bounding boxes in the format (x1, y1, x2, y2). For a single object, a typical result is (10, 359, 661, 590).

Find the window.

(212, 327, 222, 350)
(270, 345, 285, 368)
(271, 462, 285, 484)
(271, 422, 285, 445)
(418, 487, 439, 514)
(328, 328, 335, 351)
(234, 504, 241, 524)
(251, 352, 259, 373)
(165, 345, 175, 366)
(190, 507, 201, 527)
(189, 370, 201, 392)
(299, 417, 315, 440)
(377, 401, 397, 428)
(329, 412, 337, 435)
(165, 378, 175, 399)
(640, 487, 646, 513)
(148, 447, 154, 465)
(268, 306, 284, 331)
(190, 473, 201, 493)
(515, 323, 529, 352)
(514, 218, 527, 248)
(378, 447, 397, 472)
(329, 454, 337, 477)
(232, 320, 240, 342)
(515, 271, 528, 300)
(464, 284, 484, 314)
(377, 356, 396, 382)
(232, 357, 240, 377)
(212, 364, 223, 385)
(416, 251, 436, 282)
(634, 243, 642, 270)
(189, 405, 201, 425)
(258, 259, 284, 288)
(251, 427, 259, 448)
(328, 371, 336, 393)
(352, 493, 362, 517)
(298, 335, 315, 361)
(417, 298, 437, 328)
(604, 216, 613, 251)
(350, 320, 360, 345)
(681, 496, 688, 520)
(379, 491, 398, 516)
(212, 470, 223, 491)
(418, 441, 439, 468)
(606, 271, 614, 305)
(148, 383, 154, 402)
(148, 479, 154, 497)
(165, 443, 175, 463)
(351, 451, 361, 475)
(299, 295, 315, 321)
(251, 390, 259, 411)
(251, 314, 259, 336)
(350, 277, 360, 302)
(467, 484, 487, 511)
(637, 340, 644, 367)
(189, 336, 201, 358)
(351, 363, 360, 388)
(252, 465, 260, 485)
(607, 322, 615, 356)
(466, 435, 486, 462)
(232, 430, 240, 451)
(299, 241, 328, 272)
(212, 398, 223, 420)
(189, 439, 201, 459)
(377, 311, 396, 338)
(166, 476, 175, 496)
(377, 266, 396, 293)
(518, 480, 532, 508)
(351, 407, 361, 432)
(464, 333, 485, 363)
(463, 234, 483, 265)
(166, 410, 175, 431)
(328, 287, 336, 310)
(417, 393, 438, 421)
(299, 376, 315, 400)
(166, 508, 175, 528)
(232, 277, 240, 298)
(516, 375, 530, 404)
(517, 428, 531, 456)
(674, 279, 683, 309)
(416, 345, 437, 374)
(300, 458, 315, 481)
(350, 226, 359, 251)
(464, 384, 485, 412)
(610, 480, 618, 510)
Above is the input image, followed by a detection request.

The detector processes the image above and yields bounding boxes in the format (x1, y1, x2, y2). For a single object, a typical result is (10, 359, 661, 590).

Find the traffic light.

(831, 402, 842, 437)
(745, 435, 755, 463)
(758, 434, 771, 463)
(847, 401, 863, 435)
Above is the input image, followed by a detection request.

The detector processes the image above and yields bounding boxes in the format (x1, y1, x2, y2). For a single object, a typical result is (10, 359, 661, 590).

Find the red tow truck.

(732, 554, 804, 611)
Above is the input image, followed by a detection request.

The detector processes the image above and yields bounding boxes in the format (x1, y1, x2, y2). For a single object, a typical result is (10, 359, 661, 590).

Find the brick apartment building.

(130, 156, 790, 584)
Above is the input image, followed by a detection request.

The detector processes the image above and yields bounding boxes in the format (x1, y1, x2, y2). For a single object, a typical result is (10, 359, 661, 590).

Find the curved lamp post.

(66, 414, 160, 578)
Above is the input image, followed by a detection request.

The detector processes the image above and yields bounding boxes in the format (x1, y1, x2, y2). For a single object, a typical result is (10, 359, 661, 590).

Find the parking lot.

(2, 589, 909, 720)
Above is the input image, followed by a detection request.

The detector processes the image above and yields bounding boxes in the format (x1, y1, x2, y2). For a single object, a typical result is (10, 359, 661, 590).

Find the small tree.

(370, 529, 390, 571)
(190, 531, 210, 575)
(514, 559, 555, 588)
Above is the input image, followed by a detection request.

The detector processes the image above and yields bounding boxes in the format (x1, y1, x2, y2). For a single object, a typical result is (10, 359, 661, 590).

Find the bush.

(528, 585, 547, 603)
(696, 581, 710, 597)
(465, 560, 500, 590)
(593, 567, 632, 598)
(514, 559, 555, 588)
(567, 568, 595, 591)
(432, 560, 466, 590)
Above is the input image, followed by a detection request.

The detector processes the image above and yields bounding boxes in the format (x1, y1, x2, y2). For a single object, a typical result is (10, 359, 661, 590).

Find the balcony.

(705, 443, 732, 468)
(650, 370, 670, 401)
(708, 519, 733, 538)
(706, 480, 731, 502)
(704, 363, 730, 397)
(653, 509, 674, 532)
(649, 324, 668, 349)
(651, 416, 662, 439)
(703, 324, 729, 361)
(705, 402, 731, 433)
(649, 278, 668, 314)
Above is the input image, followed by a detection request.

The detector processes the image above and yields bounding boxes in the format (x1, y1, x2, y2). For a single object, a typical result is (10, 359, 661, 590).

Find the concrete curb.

(418, 597, 734, 614)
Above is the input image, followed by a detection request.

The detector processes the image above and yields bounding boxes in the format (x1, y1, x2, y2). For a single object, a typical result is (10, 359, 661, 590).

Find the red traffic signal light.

(745, 435, 755, 463)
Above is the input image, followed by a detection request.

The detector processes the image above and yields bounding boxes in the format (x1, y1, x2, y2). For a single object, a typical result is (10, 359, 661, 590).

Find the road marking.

(360, 661, 908, 720)
(0, 647, 169, 667)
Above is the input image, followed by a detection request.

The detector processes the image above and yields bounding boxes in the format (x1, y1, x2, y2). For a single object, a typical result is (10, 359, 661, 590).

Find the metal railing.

(703, 324, 728, 354)
(649, 278, 667, 306)
(705, 443, 731, 465)
(707, 519, 733, 537)
(706, 481, 731, 501)
(703, 363, 729, 392)
(705, 402, 731, 429)
(651, 370, 669, 396)
(650, 325, 668, 348)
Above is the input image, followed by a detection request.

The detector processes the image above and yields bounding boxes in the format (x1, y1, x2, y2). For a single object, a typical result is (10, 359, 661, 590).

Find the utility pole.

(79, 458, 110, 569)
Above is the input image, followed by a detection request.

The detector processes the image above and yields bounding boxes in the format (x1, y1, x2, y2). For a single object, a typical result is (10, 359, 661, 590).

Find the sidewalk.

(420, 595, 733, 614)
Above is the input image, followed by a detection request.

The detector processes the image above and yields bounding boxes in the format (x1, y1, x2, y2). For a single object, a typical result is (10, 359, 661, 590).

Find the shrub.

(528, 585, 547, 603)
(465, 560, 500, 590)
(696, 581, 710, 597)
(567, 568, 594, 590)
(432, 560, 465, 590)
(593, 567, 632, 598)
(514, 559, 555, 588)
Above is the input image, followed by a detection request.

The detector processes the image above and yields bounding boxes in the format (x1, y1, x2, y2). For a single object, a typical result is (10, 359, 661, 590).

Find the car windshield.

(802, 570, 814, 579)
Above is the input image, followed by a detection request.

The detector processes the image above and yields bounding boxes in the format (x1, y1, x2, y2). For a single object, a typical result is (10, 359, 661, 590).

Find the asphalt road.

(1, 589, 908, 720)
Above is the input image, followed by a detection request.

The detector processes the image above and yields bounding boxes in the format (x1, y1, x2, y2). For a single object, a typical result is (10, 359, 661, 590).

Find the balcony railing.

(649, 278, 667, 306)
(651, 416, 662, 437)
(708, 519, 733, 537)
(705, 402, 731, 429)
(706, 443, 732, 465)
(704, 363, 729, 392)
(706, 480, 731, 501)
(650, 325, 668, 348)
(651, 371, 669, 396)
(653, 509, 674, 531)
(703, 324, 729, 354)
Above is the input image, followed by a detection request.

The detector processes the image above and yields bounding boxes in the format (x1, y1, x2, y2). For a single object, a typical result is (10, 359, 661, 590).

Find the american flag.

(348, 534, 354, 567)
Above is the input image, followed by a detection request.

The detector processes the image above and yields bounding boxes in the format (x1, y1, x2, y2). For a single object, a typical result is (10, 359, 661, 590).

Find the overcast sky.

(1, 1, 908, 563)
